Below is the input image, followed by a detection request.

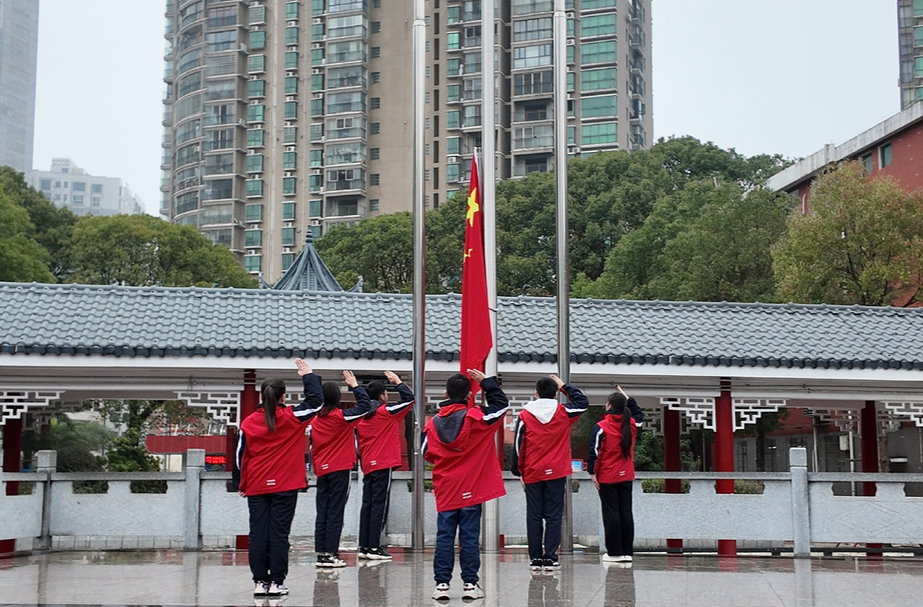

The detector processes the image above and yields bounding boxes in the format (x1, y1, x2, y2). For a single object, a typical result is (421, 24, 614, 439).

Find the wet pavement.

(0, 549, 921, 606)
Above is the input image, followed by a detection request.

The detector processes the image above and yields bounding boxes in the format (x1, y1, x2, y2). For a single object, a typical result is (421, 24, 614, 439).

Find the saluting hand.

(342, 370, 358, 388)
(384, 370, 402, 385)
(617, 385, 629, 399)
(550, 374, 565, 389)
(468, 368, 486, 383)
(295, 358, 313, 377)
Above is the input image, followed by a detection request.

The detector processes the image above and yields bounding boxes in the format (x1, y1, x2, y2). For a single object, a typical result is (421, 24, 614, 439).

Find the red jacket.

(422, 376, 509, 512)
(357, 382, 414, 474)
(234, 374, 324, 496)
(587, 410, 641, 484)
(309, 386, 371, 476)
(511, 384, 589, 484)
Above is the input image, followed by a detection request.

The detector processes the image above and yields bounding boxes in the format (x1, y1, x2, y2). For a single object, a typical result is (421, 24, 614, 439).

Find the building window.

(247, 129, 265, 147)
(286, 101, 299, 119)
(513, 0, 553, 15)
(581, 40, 616, 64)
(311, 97, 325, 118)
(283, 151, 297, 170)
(513, 44, 553, 69)
(244, 255, 261, 273)
(513, 17, 552, 42)
(309, 174, 323, 192)
(246, 179, 264, 197)
(861, 153, 872, 174)
(582, 122, 617, 145)
(514, 125, 553, 149)
(446, 163, 460, 183)
(311, 49, 324, 66)
(250, 5, 266, 24)
(246, 204, 263, 222)
(249, 31, 267, 50)
(312, 23, 325, 40)
(370, 173, 380, 186)
(245, 229, 262, 247)
(287, 1, 301, 19)
(370, 97, 381, 109)
(284, 126, 298, 144)
(582, 67, 616, 91)
(312, 74, 325, 91)
(916, 0, 923, 15)
(879, 142, 892, 168)
(206, 30, 237, 52)
(371, 71, 381, 84)
(581, 94, 617, 118)
(246, 154, 264, 172)
(370, 147, 380, 160)
(310, 123, 325, 141)
(248, 80, 266, 98)
(581, 14, 616, 38)
(369, 198, 380, 211)
(248, 55, 266, 73)
(446, 110, 460, 129)
(286, 26, 300, 45)
(309, 199, 322, 217)
(281, 227, 296, 246)
(282, 253, 295, 271)
(582, 0, 616, 7)
(91, 184, 103, 194)
(328, 65, 367, 88)
(447, 6, 460, 24)
(371, 46, 381, 58)
(285, 76, 299, 94)
(248, 104, 265, 123)
(916, 26, 923, 47)
(446, 84, 461, 102)
(329, 15, 367, 38)
(370, 122, 381, 134)
(371, 21, 381, 33)
(310, 149, 323, 166)
(282, 202, 297, 220)
(514, 70, 553, 95)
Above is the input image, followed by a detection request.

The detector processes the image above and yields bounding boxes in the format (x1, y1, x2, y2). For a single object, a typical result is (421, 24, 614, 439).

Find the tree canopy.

(773, 162, 923, 307)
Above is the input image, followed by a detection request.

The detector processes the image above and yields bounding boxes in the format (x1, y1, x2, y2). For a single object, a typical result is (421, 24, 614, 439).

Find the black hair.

(260, 377, 286, 433)
(445, 373, 471, 401)
(606, 392, 633, 458)
(367, 380, 387, 401)
(535, 377, 558, 399)
(320, 382, 342, 417)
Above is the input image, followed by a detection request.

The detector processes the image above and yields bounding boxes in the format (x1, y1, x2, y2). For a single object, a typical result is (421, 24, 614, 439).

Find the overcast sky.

(32, 0, 899, 217)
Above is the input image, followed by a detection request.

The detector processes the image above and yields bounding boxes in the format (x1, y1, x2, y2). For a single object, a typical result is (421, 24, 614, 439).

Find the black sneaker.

(357, 547, 370, 559)
(543, 559, 561, 571)
(366, 547, 392, 560)
(315, 553, 331, 568)
(530, 558, 544, 571)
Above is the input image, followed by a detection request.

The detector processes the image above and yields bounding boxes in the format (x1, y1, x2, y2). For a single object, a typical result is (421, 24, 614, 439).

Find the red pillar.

(714, 379, 736, 557)
(1, 419, 23, 557)
(663, 408, 683, 552)
(860, 400, 882, 558)
(234, 370, 259, 550)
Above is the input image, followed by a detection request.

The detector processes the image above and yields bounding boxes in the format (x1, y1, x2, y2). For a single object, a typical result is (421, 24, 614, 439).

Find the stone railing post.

(35, 450, 57, 550)
(184, 449, 205, 551)
(789, 447, 810, 557)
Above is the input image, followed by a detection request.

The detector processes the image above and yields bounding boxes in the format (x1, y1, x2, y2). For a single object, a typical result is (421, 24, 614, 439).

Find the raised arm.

(341, 370, 373, 422)
(552, 374, 589, 418)
(291, 359, 324, 422)
(384, 371, 414, 417)
(469, 369, 510, 425)
(618, 386, 644, 427)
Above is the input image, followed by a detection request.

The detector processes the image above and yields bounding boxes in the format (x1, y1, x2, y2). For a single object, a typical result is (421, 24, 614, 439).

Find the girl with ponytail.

(233, 359, 325, 597)
(586, 385, 645, 564)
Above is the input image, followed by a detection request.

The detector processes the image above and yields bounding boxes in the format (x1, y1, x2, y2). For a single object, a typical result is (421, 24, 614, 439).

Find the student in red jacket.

(356, 370, 414, 560)
(233, 358, 324, 596)
(587, 386, 644, 564)
(511, 374, 589, 571)
(309, 369, 372, 568)
(423, 369, 510, 601)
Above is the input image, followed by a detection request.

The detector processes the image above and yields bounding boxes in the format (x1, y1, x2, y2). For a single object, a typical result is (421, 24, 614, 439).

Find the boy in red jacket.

(510, 374, 589, 571)
(356, 370, 414, 560)
(422, 369, 510, 601)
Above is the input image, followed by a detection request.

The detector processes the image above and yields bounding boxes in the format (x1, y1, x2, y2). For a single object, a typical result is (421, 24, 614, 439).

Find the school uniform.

(356, 382, 414, 551)
(511, 384, 589, 563)
(422, 376, 510, 585)
(308, 386, 372, 555)
(586, 400, 644, 559)
(232, 373, 324, 586)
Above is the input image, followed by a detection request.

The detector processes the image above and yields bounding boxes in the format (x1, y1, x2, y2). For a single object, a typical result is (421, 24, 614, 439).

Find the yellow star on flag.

(466, 187, 479, 227)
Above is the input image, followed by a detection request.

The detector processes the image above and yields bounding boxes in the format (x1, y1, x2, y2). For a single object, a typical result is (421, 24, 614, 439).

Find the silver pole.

(552, 0, 572, 553)
(481, 0, 500, 553)
(411, 0, 427, 552)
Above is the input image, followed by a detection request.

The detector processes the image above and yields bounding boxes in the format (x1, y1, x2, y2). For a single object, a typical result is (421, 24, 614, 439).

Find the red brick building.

(768, 102, 923, 205)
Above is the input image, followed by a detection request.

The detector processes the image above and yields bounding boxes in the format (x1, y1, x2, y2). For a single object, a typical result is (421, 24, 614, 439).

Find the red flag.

(460, 154, 493, 399)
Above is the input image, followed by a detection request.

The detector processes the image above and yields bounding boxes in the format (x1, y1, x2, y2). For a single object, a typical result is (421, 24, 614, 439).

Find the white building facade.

(31, 159, 146, 216)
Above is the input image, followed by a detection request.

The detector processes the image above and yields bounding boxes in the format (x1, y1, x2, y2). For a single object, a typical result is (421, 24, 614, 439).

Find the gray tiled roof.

(2, 281, 923, 370)
(271, 234, 363, 292)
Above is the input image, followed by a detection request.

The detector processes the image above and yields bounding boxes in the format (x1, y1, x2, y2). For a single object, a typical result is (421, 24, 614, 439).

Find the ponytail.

(606, 392, 634, 458)
(320, 381, 342, 417)
(260, 378, 286, 433)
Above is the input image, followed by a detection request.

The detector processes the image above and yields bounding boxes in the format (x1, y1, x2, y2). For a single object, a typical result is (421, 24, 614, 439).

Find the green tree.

(67, 214, 257, 288)
(0, 189, 55, 282)
(0, 167, 76, 280)
(773, 161, 923, 306)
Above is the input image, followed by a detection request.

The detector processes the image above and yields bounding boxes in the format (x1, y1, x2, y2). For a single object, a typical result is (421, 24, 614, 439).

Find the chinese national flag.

(460, 154, 493, 398)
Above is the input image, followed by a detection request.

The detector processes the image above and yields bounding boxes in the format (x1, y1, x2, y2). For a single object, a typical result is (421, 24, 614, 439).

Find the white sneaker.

(462, 582, 484, 600)
(253, 582, 269, 597)
(432, 582, 450, 600)
(328, 553, 346, 568)
(601, 553, 620, 562)
(617, 555, 633, 563)
(267, 583, 289, 596)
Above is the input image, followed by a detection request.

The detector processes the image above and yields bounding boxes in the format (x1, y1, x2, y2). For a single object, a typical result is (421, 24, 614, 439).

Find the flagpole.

(410, 0, 427, 553)
(553, 0, 573, 553)
(481, 0, 500, 553)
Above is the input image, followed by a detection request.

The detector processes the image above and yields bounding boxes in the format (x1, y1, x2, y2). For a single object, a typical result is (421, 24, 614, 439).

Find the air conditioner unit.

(250, 99, 259, 105)
(313, 18, 322, 24)
(286, 71, 296, 77)
(566, 39, 576, 46)
(312, 68, 322, 74)
(239, 43, 248, 52)
(238, 119, 247, 126)
(247, 149, 255, 155)
(287, 96, 296, 102)
(249, 75, 258, 80)
(314, 93, 323, 99)
(313, 43, 322, 49)
(568, 146, 580, 154)
(447, 156, 459, 164)
(284, 121, 292, 127)
(284, 172, 293, 178)
(286, 146, 296, 152)
(310, 219, 321, 226)
(312, 168, 322, 175)
(288, 21, 297, 27)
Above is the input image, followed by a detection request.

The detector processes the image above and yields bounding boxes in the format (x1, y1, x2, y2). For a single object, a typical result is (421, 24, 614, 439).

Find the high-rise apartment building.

(0, 0, 40, 174)
(31, 159, 146, 216)
(162, 0, 651, 283)
(898, 1, 923, 108)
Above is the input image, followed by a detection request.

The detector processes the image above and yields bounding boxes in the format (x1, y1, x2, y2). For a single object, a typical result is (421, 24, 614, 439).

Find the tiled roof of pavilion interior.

(2, 281, 923, 370)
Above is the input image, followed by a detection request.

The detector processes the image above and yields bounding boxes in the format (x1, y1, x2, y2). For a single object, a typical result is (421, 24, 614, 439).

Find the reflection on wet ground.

(1, 549, 922, 606)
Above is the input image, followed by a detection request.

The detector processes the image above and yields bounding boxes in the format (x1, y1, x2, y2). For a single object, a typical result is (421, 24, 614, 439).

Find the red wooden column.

(1, 419, 24, 556)
(714, 379, 736, 557)
(234, 370, 259, 550)
(663, 408, 683, 552)
(860, 400, 882, 558)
